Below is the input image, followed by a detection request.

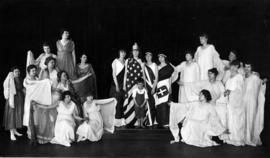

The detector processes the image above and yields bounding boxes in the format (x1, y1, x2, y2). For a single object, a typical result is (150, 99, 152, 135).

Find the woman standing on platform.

(56, 29, 77, 80)
(72, 54, 97, 102)
(194, 33, 224, 82)
(143, 52, 158, 125)
(110, 50, 126, 127)
(3, 67, 24, 141)
(155, 53, 174, 128)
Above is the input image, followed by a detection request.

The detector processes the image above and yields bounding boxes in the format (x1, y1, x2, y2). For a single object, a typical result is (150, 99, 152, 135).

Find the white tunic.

(180, 102, 225, 147)
(175, 61, 200, 102)
(243, 74, 265, 146)
(195, 44, 224, 81)
(221, 73, 245, 146)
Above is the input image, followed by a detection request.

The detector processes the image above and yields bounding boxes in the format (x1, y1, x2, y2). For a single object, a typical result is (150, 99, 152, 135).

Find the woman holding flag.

(155, 53, 174, 128)
(122, 43, 145, 127)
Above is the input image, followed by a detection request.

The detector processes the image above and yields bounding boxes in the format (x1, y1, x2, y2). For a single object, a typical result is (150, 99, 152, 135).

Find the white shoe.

(10, 134, 16, 141)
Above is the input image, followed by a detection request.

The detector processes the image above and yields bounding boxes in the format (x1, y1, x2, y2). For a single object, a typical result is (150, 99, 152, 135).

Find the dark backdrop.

(0, 0, 270, 144)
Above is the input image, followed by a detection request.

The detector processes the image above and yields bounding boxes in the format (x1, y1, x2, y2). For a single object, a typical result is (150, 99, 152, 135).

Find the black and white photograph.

(0, 0, 269, 157)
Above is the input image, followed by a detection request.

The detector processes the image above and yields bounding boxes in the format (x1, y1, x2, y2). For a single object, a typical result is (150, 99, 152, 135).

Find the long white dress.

(221, 73, 245, 146)
(221, 60, 245, 84)
(199, 81, 228, 128)
(243, 74, 266, 146)
(175, 61, 200, 103)
(194, 44, 224, 81)
(76, 101, 103, 142)
(180, 102, 225, 147)
(51, 101, 77, 147)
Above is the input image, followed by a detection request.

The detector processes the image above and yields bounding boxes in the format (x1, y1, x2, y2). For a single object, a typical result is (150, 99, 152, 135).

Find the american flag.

(123, 58, 143, 126)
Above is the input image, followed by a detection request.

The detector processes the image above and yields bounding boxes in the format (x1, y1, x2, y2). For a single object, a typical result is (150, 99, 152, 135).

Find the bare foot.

(14, 131, 22, 136)
(170, 140, 179, 144)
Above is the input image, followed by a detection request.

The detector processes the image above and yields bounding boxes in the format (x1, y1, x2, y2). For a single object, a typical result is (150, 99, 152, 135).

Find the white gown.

(175, 61, 200, 103)
(51, 101, 77, 147)
(194, 44, 224, 81)
(221, 73, 245, 146)
(199, 81, 228, 128)
(76, 101, 103, 142)
(243, 74, 266, 146)
(180, 102, 225, 147)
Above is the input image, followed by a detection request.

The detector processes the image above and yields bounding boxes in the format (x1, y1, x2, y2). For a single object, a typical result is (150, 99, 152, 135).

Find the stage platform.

(0, 127, 270, 157)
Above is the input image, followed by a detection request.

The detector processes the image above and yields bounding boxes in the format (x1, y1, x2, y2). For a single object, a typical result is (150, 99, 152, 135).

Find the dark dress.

(73, 64, 98, 101)
(156, 64, 174, 126)
(56, 40, 77, 80)
(109, 59, 125, 120)
(134, 91, 146, 119)
(3, 77, 24, 130)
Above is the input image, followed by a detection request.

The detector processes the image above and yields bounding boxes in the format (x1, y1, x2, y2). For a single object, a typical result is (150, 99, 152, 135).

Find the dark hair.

(199, 33, 208, 39)
(137, 77, 144, 84)
(60, 28, 69, 37)
(42, 42, 50, 47)
(244, 61, 254, 71)
(119, 49, 126, 55)
(200, 89, 212, 102)
(27, 64, 37, 73)
(86, 92, 94, 98)
(208, 68, 219, 77)
(230, 50, 238, 58)
(62, 91, 72, 101)
(44, 57, 56, 67)
(10, 66, 20, 72)
(230, 60, 240, 68)
(185, 49, 194, 57)
(57, 70, 70, 82)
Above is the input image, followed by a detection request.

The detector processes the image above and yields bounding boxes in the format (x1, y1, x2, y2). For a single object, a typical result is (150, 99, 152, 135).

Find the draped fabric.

(23, 78, 52, 127)
(155, 64, 174, 126)
(56, 40, 76, 80)
(123, 58, 143, 126)
(3, 77, 24, 130)
(174, 62, 200, 103)
(109, 59, 125, 127)
(29, 101, 57, 144)
(72, 64, 98, 100)
(243, 74, 266, 146)
(194, 44, 224, 81)
(221, 74, 245, 146)
(180, 102, 225, 147)
(144, 64, 157, 125)
(77, 98, 117, 140)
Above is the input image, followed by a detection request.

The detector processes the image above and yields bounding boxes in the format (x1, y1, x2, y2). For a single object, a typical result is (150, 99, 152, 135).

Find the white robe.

(23, 78, 52, 126)
(175, 61, 200, 103)
(51, 101, 77, 147)
(76, 98, 116, 142)
(221, 73, 245, 146)
(199, 81, 228, 128)
(194, 45, 224, 81)
(243, 74, 266, 146)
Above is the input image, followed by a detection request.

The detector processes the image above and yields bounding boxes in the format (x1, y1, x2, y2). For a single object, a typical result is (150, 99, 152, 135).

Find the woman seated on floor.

(169, 89, 225, 147)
